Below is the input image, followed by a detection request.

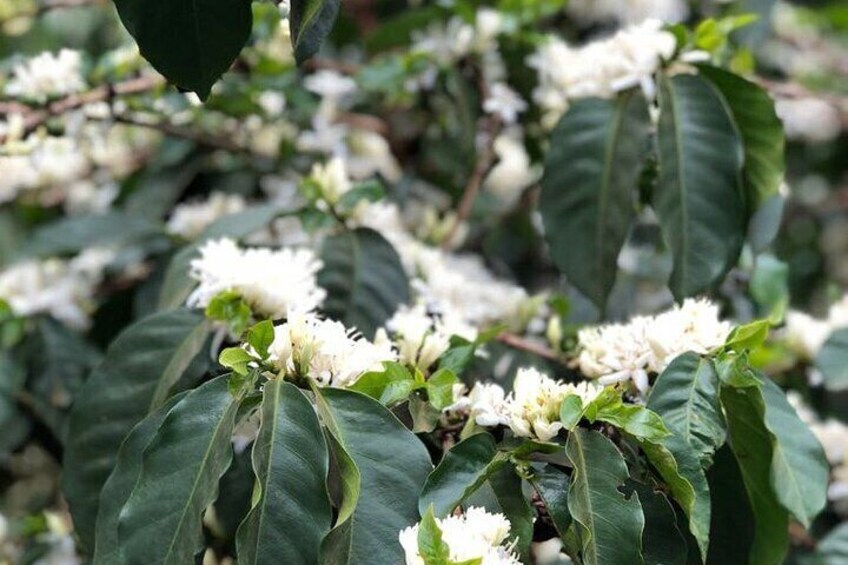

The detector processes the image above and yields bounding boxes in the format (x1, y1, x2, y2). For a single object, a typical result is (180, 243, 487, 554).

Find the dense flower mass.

(399, 507, 520, 565)
(578, 298, 732, 393)
(385, 303, 478, 372)
(528, 19, 678, 127)
(784, 293, 848, 360)
(267, 312, 395, 387)
(0, 248, 113, 329)
(5, 49, 85, 101)
(166, 192, 247, 239)
(187, 238, 325, 319)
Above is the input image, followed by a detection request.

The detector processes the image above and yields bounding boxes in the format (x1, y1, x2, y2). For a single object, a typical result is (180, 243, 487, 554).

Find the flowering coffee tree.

(1, 0, 847, 563)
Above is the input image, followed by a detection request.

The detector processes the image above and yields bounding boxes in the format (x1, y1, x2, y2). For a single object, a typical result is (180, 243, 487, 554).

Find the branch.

(497, 332, 564, 364)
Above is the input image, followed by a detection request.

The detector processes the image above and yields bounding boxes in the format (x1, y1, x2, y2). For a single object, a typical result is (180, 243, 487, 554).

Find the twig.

(497, 332, 563, 364)
(0, 74, 165, 143)
(442, 70, 503, 249)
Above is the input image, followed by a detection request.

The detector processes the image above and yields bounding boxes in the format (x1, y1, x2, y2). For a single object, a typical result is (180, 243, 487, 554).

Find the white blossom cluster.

(5, 49, 86, 101)
(528, 19, 678, 128)
(384, 303, 478, 372)
(267, 312, 395, 387)
(0, 248, 114, 329)
(399, 506, 520, 565)
(787, 392, 848, 516)
(784, 293, 848, 360)
(776, 98, 843, 144)
(448, 367, 605, 442)
(577, 298, 732, 393)
(567, 0, 688, 26)
(166, 192, 247, 240)
(356, 201, 530, 328)
(187, 238, 326, 319)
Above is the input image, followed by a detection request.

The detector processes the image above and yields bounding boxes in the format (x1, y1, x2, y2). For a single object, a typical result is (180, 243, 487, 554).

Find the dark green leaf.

(540, 92, 650, 308)
(419, 433, 506, 517)
(528, 464, 571, 539)
(655, 73, 746, 299)
(706, 445, 755, 565)
(803, 523, 848, 565)
(236, 379, 332, 565)
(566, 428, 644, 565)
(290, 0, 342, 64)
(816, 327, 848, 391)
(117, 375, 244, 564)
(629, 482, 688, 565)
(315, 387, 433, 564)
(113, 0, 252, 97)
(63, 309, 210, 551)
(487, 465, 534, 563)
(318, 228, 410, 338)
(647, 352, 726, 466)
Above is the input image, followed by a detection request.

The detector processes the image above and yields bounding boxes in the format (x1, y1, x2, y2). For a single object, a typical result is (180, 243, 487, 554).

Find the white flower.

(784, 292, 848, 360)
(645, 298, 732, 371)
(528, 20, 676, 127)
(386, 303, 478, 372)
(167, 192, 247, 240)
(187, 238, 326, 319)
(484, 131, 540, 207)
(468, 382, 510, 427)
(257, 91, 286, 115)
(6, 49, 86, 101)
(483, 83, 528, 124)
(567, 0, 689, 26)
(345, 130, 402, 182)
(267, 312, 395, 387)
(399, 507, 520, 565)
(411, 18, 475, 65)
(307, 157, 353, 207)
(776, 98, 842, 143)
(304, 70, 357, 101)
(0, 248, 113, 329)
(505, 367, 604, 441)
(0, 155, 38, 204)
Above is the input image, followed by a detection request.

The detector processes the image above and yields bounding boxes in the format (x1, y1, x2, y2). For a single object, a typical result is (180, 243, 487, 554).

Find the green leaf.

(314, 387, 433, 564)
(759, 377, 828, 528)
(724, 320, 770, 353)
(640, 434, 711, 562)
(816, 327, 848, 391)
(290, 0, 342, 64)
(19, 212, 161, 259)
(417, 506, 451, 565)
(528, 464, 571, 539)
(647, 352, 726, 466)
(246, 320, 275, 360)
(720, 382, 789, 565)
(696, 64, 784, 209)
(113, 0, 252, 97)
(803, 523, 848, 565)
(629, 481, 688, 565)
(566, 428, 645, 565)
(0, 352, 29, 454)
(593, 400, 670, 443)
(706, 445, 755, 565)
(236, 379, 332, 565)
(117, 375, 244, 564)
(92, 392, 188, 564)
(426, 369, 459, 411)
(655, 73, 746, 299)
(487, 465, 534, 563)
(419, 433, 507, 517)
(63, 309, 211, 553)
(337, 181, 385, 214)
(219, 347, 254, 376)
(318, 228, 410, 338)
(559, 395, 585, 431)
(206, 290, 253, 335)
(348, 362, 417, 406)
(540, 91, 650, 308)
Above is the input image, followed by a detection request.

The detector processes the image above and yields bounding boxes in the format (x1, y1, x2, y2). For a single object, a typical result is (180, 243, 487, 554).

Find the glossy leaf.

(63, 309, 210, 552)
(528, 464, 571, 539)
(315, 387, 433, 564)
(654, 73, 746, 299)
(647, 352, 726, 466)
(290, 0, 342, 64)
(540, 92, 650, 308)
(630, 482, 688, 565)
(236, 379, 332, 565)
(113, 0, 252, 97)
(419, 433, 506, 517)
(566, 428, 644, 565)
(318, 228, 410, 338)
(816, 327, 848, 391)
(349, 362, 417, 406)
(117, 376, 244, 564)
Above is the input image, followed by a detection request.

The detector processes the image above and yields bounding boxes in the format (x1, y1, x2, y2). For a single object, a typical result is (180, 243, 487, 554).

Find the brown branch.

(497, 332, 564, 364)
(0, 74, 165, 143)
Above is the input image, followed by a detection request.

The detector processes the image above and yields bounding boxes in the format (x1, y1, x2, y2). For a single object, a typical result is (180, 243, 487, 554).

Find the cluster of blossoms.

(776, 98, 843, 144)
(265, 312, 395, 388)
(577, 299, 732, 394)
(0, 248, 114, 329)
(187, 238, 326, 319)
(784, 293, 848, 360)
(449, 367, 605, 442)
(166, 192, 247, 240)
(528, 19, 679, 128)
(566, 0, 689, 26)
(4, 48, 85, 101)
(788, 392, 848, 516)
(385, 303, 478, 373)
(399, 507, 520, 565)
